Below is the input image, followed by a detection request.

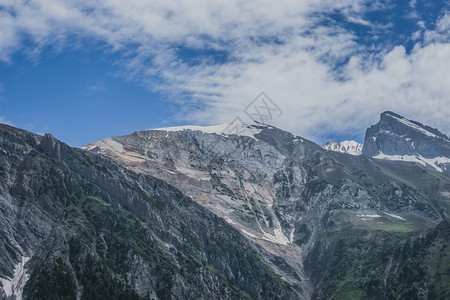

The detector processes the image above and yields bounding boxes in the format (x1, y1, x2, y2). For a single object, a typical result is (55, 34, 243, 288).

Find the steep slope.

(85, 118, 450, 299)
(305, 215, 449, 299)
(0, 124, 297, 299)
(322, 140, 363, 156)
(362, 111, 450, 172)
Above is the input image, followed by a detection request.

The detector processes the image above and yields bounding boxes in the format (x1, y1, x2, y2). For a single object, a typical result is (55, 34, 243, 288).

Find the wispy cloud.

(84, 81, 106, 95)
(0, 116, 13, 126)
(0, 0, 449, 143)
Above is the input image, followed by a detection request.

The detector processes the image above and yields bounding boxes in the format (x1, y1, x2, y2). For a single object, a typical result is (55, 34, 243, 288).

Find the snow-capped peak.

(322, 140, 363, 156)
(150, 120, 269, 139)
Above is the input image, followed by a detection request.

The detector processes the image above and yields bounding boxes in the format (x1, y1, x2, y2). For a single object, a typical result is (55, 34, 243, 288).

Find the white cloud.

(424, 13, 450, 43)
(0, 0, 449, 143)
(0, 116, 13, 126)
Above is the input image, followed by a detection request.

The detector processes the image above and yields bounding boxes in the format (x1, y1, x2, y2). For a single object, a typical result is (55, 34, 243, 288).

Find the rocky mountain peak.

(362, 111, 450, 172)
(379, 111, 449, 140)
(40, 133, 70, 161)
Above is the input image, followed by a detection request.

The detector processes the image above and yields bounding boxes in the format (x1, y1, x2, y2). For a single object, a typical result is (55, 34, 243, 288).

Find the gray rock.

(363, 111, 450, 158)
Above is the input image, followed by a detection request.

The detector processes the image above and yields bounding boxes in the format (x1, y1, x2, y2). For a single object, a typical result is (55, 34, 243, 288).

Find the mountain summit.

(362, 111, 450, 172)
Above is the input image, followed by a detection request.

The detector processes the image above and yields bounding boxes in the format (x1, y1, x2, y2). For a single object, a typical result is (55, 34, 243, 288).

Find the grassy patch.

(340, 211, 422, 233)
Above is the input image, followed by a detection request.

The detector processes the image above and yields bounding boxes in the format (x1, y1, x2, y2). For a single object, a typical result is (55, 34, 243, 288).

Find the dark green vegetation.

(0, 125, 296, 299)
(305, 215, 449, 300)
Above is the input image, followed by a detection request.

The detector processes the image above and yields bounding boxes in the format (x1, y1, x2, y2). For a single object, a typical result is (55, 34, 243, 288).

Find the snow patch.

(292, 138, 304, 143)
(357, 214, 381, 218)
(1, 256, 31, 300)
(385, 212, 406, 220)
(322, 140, 363, 156)
(289, 228, 296, 243)
(385, 113, 445, 140)
(373, 153, 450, 172)
(440, 191, 450, 198)
(150, 121, 265, 139)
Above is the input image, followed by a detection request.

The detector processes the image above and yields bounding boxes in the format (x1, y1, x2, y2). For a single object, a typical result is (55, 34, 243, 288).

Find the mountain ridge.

(0, 124, 299, 299)
(1, 111, 449, 299)
(83, 111, 450, 299)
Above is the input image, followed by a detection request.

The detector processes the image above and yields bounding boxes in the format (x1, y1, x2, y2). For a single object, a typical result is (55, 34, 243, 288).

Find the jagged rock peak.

(40, 133, 72, 161)
(362, 111, 450, 172)
(380, 111, 449, 140)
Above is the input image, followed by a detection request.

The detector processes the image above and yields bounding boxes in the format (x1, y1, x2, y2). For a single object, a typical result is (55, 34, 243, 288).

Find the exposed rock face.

(85, 119, 450, 299)
(0, 124, 298, 299)
(322, 112, 450, 172)
(363, 111, 450, 157)
(362, 111, 450, 173)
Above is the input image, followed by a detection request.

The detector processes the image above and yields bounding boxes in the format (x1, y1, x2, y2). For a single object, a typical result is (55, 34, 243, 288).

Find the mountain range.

(323, 111, 450, 173)
(1, 111, 449, 299)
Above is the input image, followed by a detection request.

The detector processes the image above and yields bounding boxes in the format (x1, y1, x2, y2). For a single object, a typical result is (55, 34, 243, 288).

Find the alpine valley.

(1, 111, 449, 300)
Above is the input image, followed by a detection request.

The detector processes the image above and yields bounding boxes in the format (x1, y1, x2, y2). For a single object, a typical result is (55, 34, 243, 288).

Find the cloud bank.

(1, 0, 449, 142)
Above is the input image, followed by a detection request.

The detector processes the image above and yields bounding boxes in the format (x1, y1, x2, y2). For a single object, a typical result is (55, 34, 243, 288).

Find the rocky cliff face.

(84, 118, 450, 299)
(362, 111, 450, 172)
(0, 124, 297, 299)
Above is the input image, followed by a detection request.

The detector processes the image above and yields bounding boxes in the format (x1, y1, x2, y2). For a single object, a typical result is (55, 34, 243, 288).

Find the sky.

(0, 0, 449, 146)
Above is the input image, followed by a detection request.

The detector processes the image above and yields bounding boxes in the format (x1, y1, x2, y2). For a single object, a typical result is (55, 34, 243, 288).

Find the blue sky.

(1, 0, 449, 146)
(0, 47, 171, 145)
